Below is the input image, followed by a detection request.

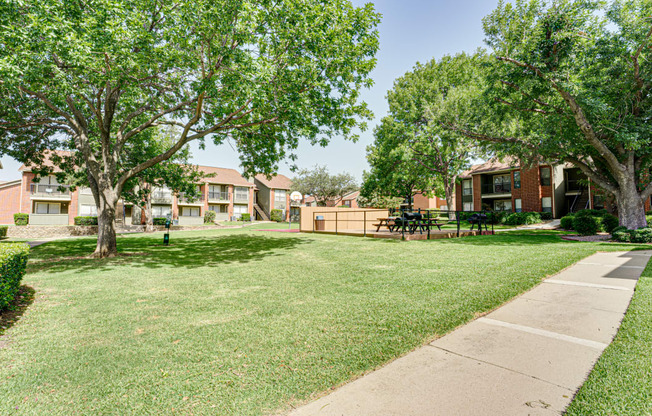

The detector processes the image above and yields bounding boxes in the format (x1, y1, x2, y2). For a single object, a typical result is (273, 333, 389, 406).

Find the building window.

(513, 171, 521, 189)
(463, 202, 473, 212)
(152, 205, 172, 217)
(209, 204, 228, 213)
(35, 202, 61, 214)
(182, 207, 200, 217)
(462, 180, 472, 196)
(593, 195, 605, 210)
(542, 197, 552, 213)
(233, 204, 248, 218)
(79, 204, 98, 216)
(493, 175, 511, 193)
(343, 200, 351, 207)
(235, 187, 249, 202)
(274, 189, 286, 208)
(540, 167, 551, 186)
(514, 199, 522, 213)
(494, 200, 512, 212)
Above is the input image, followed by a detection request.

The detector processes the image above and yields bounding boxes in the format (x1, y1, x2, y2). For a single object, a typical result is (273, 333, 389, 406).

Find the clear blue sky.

(0, 0, 502, 183)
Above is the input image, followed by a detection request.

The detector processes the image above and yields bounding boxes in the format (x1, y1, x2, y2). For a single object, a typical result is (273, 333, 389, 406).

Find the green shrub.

(631, 228, 652, 243)
(612, 230, 631, 242)
(240, 213, 251, 222)
(0, 225, 7, 238)
(204, 210, 216, 224)
(0, 243, 29, 311)
(601, 214, 619, 234)
(270, 209, 283, 222)
(611, 226, 628, 234)
(560, 216, 574, 230)
(153, 217, 167, 226)
(74, 216, 98, 226)
(573, 215, 600, 236)
(647, 215, 652, 228)
(575, 209, 608, 218)
(13, 213, 28, 226)
(504, 212, 541, 226)
(540, 212, 553, 221)
(486, 211, 508, 224)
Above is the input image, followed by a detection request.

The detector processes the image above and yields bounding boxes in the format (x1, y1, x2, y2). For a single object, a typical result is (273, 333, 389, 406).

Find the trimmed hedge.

(0, 243, 29, 311)
(560, 215, 574, 230)
(204, 210, 216, 224)
(74, 216, 98, 226)
(270, 209, 283, 222)
(573, 215, 601, 236)
(601, 214, 619, 234)
(240, 213, 251, 222)
(0, 226, 7, 238)
(13, 213, 28, 226)
(647, 215, 652, 228)
(613, 227, 652, 243)
(153, 217, 167, 226)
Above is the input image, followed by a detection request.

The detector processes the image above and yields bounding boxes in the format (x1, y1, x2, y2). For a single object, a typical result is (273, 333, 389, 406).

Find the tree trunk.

(444, 182, 456, 220)
(144, 192, 154, 232)
(615, 179, 648, 230)
(93, 189, 119, 258)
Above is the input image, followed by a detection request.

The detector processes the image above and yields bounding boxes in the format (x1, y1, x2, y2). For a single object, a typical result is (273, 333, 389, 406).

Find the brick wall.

(0, 182, 21, 224)
(520, 167, 542, 212)
(472, 175, 482, 211)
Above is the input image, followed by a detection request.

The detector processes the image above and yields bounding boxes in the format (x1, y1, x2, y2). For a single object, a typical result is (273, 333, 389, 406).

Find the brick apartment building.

(455, 158, 652, 218)
(0, 154, 260, 225)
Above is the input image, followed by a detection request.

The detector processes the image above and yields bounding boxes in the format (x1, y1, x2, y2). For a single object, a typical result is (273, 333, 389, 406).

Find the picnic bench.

(374, 214, 452, 234)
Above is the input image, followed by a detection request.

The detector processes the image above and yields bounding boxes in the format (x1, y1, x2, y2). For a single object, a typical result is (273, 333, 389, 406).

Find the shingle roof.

(195, 165, 253, 187)
(342, 190, 360, 201)
(18, 150, 74, 173)
(459, 157, 520, 179)
(255, 173, 292, 190)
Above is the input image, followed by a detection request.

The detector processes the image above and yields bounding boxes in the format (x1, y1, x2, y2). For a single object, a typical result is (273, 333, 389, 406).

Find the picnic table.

(374, 216, 448, 234)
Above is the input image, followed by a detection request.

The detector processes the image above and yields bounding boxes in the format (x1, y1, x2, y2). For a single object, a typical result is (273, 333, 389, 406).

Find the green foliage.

(560, 216, 575, 230)
(270, 210, 283, 222)
(292, 166, 357, 206)
(573, 215, 601, 236)
(152, 218, 167, 226)
(601, 214, 620, 234)
(0, 226, 7, 238)
(647, 215, 652, 227)
(0, 243, 29, 311)
(356, 193, 403, 209)
(486, 211, 509, 225)
(13, 213, 28, 226)
(204, 211, 216, 224)
(74, 216, 99, 226)
(504, 212, 541, 226)
(612, 227, 652, 244)
(240, 213, 251, 222)
(540, 212, 553, 221)
(426, 0, 652, 228)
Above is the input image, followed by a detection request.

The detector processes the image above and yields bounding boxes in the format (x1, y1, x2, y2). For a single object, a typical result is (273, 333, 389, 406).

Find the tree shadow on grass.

(28, 233, 310, 274)
(0, 286, 35, 338)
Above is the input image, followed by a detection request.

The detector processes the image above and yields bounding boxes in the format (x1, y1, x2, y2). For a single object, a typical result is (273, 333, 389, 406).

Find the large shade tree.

(385, 53, 483, 214)
(431, 0, 652, 229)
(361, 117, 436, 211)
(0, 0, 380, 256)
(292, 165, 358, 207)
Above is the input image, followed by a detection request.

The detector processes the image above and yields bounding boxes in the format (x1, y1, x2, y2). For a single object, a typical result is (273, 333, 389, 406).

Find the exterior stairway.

(254, 204, 269, 221)
(570, 189, 590, 213)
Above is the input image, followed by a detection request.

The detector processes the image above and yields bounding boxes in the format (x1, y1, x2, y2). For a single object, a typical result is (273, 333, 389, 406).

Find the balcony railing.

(30, 184, 71, 198)
(234, 193, 249, 203)
(151, 192, 173, 204)
(178, 193, 205, 204)
(481, 182, 512, 194)
(208, 191, 230, 201)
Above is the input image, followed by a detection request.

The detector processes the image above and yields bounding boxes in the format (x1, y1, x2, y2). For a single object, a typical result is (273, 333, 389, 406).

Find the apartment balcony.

(208, 191, 230, 203)
(178, 215, 204, 226)
(29, 213, 69, 225)
(30, 184, 71, 201)
(234, 194, 249, 204)
(178, 193, 205, 206)
(151, 192, 173, 204)
(481, 182, 512, 198)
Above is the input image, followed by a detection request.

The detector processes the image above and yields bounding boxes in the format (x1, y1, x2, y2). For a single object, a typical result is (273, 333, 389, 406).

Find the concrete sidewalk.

(289, 250, 651, 416)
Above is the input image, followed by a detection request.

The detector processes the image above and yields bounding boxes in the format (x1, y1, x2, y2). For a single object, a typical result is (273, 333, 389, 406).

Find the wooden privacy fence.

(299, 207, 390, 235)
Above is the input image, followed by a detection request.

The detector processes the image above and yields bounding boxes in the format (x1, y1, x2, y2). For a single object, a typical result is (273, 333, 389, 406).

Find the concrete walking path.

(289, 250, 651, 416)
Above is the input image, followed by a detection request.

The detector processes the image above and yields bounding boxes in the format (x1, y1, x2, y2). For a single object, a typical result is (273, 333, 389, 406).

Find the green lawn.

(0, 226, 648, 415)
(565, 258, 652, 416)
